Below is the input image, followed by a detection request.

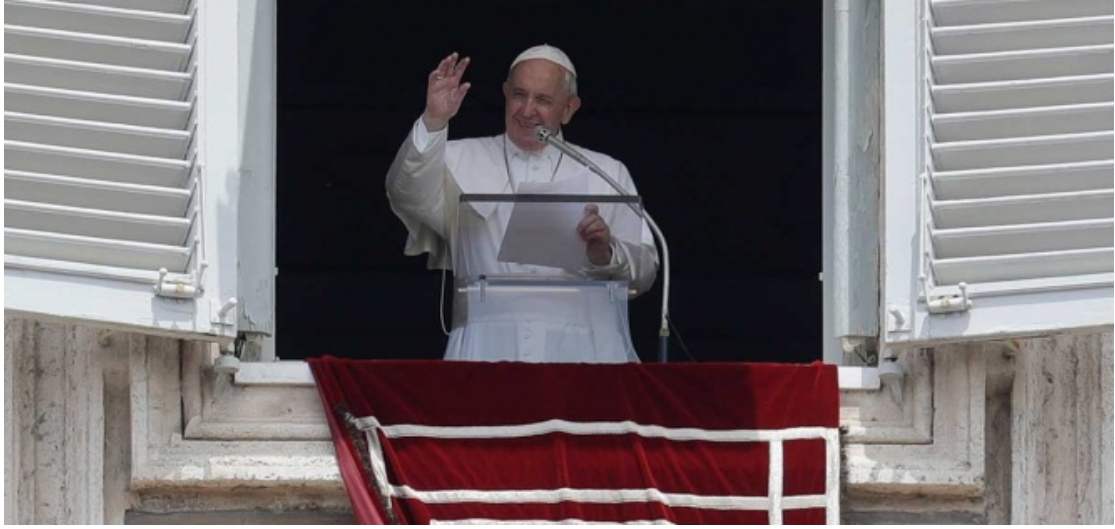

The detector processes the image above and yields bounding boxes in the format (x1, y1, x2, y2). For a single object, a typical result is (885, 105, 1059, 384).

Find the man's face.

(503, 59, 581, 152)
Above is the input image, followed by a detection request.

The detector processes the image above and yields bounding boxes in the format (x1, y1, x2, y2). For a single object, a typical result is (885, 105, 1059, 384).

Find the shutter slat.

(5, 199, 191, 246)
(932, 248, 1113, 285)
(883, 0, 1115, 343)
(932, 190, 1113, 228)
(5, 24, 191, 71)
(58, 0, 189, 15)
(931, 102, 1113, 142)
(6, 111, 191, 158)
(5, 53, 192, 100)
(931, 74, 1113, 113)
(932, 219, 1112, 258)
(931, 0, 1113, 27)
(5, 83, 192, 129)
(932, 45, 1113, 85)
(6, 0, 192, 43)
(931, 16, 1113, 55)
(5, 227, 190, 271)
(3, 0, 199, 276)
(932, 131, 1113, 171)
(5, 140, 190, 188)
(932, 160, 1113, 200)
(5, 169, 190, 216)
(924, 1, 1114, 287)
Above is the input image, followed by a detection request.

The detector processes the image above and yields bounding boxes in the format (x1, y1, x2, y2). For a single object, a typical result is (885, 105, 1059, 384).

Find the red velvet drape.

(309, 358, 839, 525)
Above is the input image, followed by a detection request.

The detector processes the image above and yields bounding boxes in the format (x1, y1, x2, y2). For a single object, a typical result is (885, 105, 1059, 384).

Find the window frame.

(232, 0, 278, 354)
(240, 0, 882, 387)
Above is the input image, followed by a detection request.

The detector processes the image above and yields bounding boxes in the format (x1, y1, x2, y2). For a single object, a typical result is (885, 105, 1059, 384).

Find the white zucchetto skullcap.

(509, 44, 577, 78)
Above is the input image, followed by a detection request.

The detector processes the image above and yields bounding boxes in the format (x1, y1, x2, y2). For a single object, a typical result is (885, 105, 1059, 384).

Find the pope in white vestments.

(386, 45, 659, 363)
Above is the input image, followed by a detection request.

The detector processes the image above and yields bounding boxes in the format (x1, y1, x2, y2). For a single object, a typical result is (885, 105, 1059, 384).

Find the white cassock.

(386, 118, 659, 363)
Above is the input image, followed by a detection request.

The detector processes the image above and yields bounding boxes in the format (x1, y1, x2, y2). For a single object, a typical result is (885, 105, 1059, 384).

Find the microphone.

(534, 126, 608, 181)
(534, 125, 673, 363)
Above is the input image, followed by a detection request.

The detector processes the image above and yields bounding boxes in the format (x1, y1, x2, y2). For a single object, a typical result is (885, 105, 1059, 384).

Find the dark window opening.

(277, 1, 822, 363)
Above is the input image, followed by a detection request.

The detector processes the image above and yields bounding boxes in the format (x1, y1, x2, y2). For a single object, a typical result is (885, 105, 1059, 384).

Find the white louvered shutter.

(4, 0, 250, 340)
(882, 0, 1114, 346)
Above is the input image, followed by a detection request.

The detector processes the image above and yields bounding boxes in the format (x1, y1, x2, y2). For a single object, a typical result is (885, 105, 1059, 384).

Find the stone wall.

(4, 315, 1112, 524)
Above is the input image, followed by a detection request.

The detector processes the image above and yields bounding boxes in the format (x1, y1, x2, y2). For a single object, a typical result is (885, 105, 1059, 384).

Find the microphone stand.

(535, 126, 671, 363)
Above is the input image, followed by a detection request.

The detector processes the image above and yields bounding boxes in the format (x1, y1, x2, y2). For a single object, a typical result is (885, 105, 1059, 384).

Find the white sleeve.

(385, 117, 453, 266)
(412, 116, 447, 153)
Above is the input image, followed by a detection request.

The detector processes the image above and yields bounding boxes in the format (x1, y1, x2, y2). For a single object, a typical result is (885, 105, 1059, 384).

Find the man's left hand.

(578, 204, 612, 266)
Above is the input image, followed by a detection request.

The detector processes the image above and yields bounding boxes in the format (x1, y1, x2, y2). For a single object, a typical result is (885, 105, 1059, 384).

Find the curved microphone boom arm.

(534, 125, 671, 363)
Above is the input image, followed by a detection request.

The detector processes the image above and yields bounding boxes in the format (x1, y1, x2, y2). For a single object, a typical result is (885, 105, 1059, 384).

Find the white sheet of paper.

(497, 170, 591, 271)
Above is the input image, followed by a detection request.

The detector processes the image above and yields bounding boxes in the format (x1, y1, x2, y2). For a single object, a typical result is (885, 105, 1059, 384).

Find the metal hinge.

(211, 297, 239, 327)
(920, 275, 972, 314)
(155, 262, 238, 331)
(154, 267, 200, 298)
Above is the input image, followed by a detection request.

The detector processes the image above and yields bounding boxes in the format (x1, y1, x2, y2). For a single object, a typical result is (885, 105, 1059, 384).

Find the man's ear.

(561, 95, 582, 125)
(502, 81, 511, 99)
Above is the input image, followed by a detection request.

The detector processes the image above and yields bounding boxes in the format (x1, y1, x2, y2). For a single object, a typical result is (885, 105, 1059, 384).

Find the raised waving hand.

(421, 52, 471, 132)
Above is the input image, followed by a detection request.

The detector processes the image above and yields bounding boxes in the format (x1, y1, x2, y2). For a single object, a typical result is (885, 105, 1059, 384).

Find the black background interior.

(276, 1, 822, 363)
